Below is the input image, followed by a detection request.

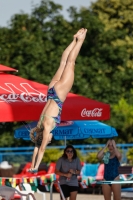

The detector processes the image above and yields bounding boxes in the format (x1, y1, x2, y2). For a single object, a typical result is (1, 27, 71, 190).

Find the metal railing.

(0, 143, 132, 163)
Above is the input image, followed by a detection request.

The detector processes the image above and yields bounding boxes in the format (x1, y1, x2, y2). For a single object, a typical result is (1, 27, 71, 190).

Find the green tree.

(110, 97, 133, 143)
(42, 149, 63, 163)
(0, 0, 78, 84)
(92, 0, 133, 103)
(85, 152, 99, 163)
(1, 0, 130, 105)
(0, 0, 133, 146)
(42, 148, 85, 163)
(91, 0, 133, 142)
(127, 147, 133, 165)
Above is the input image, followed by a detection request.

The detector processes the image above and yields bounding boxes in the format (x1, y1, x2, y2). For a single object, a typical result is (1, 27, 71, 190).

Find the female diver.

(29, 28, 87, 173)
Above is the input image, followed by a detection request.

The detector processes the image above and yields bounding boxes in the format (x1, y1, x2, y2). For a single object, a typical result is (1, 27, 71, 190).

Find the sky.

(0, 0, 97, 27)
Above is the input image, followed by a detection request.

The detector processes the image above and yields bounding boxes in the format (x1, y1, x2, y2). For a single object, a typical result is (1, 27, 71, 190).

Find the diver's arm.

(29, 146, 39, 170)
(34, 125, 51, 169)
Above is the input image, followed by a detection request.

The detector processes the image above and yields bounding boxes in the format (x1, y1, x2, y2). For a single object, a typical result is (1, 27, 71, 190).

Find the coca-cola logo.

(81, 108, 103, 117)
(0, 83, 47, 103)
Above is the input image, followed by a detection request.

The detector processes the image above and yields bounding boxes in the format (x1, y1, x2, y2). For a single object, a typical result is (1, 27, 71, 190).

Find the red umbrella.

(0, 64, 18, 72)
(0, 71, 110, 122)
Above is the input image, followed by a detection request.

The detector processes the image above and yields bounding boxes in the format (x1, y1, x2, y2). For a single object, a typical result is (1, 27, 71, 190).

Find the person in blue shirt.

(29, 28, 87, 173)
(97, 139, 122, 200)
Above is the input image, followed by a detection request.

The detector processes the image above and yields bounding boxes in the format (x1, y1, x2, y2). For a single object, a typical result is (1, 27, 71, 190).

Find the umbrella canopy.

(14, 120, 118, 140)
(0, 64, 18, 72)
(0, 73, 110, 122)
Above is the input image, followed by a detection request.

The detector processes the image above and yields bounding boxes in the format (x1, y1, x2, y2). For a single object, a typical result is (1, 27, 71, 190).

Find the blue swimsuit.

(35, 87, 63, 147)
(39, 87, 63, 130)
(47, 87, 63, 125)
(104, 156, 120, 181)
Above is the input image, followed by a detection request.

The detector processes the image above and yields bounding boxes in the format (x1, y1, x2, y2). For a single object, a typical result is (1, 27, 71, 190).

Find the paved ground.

(45, 192, 105, 200)
(45, 192, 133, 200)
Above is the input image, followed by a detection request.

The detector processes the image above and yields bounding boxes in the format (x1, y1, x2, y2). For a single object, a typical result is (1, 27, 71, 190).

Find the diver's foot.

(73, 28, 85, 39)
(28, 168, 38, 174)
(77, 28, 87, 41)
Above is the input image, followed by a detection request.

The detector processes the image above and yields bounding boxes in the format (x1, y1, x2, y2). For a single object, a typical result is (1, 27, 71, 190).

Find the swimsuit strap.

(43, 114, 56, 121)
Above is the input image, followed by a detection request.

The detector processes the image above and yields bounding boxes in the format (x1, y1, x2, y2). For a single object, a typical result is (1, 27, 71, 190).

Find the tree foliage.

(42, 148, 63, 163)
(127, 147, 133, 165)
(92, 0, 133, 102)
(91, 0, 133, 142)
(0, 0, 133, 146)
(85, 152, 99, 163)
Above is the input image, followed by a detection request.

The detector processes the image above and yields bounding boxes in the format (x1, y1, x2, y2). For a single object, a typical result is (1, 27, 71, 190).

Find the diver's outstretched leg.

(48, 29, 85, 88)
(54, 28, 87, 102)
(36, 36, 77, 121)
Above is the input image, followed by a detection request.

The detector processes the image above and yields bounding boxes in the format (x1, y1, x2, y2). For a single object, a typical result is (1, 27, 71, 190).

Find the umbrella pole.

(64, 136, 66, 146)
